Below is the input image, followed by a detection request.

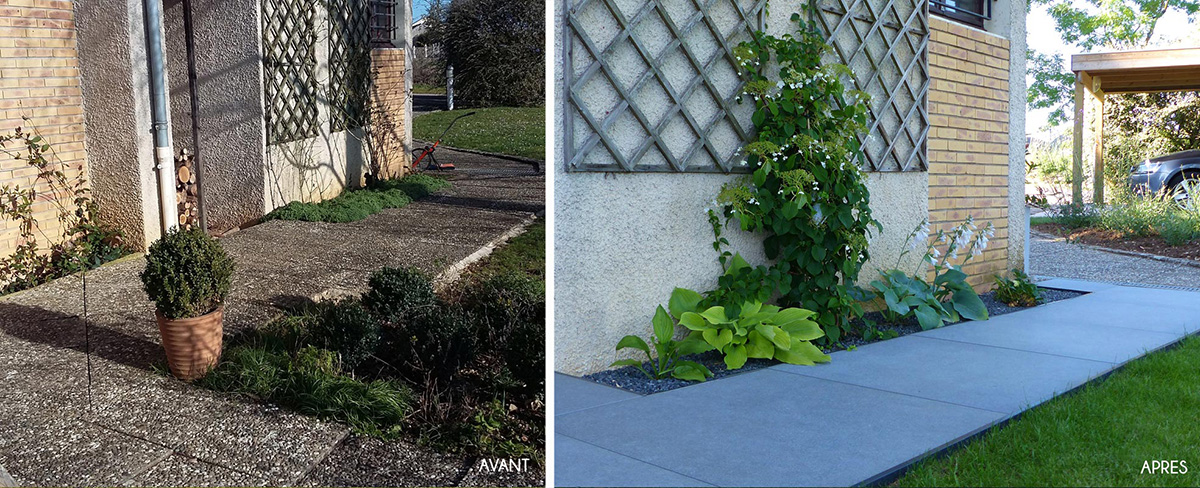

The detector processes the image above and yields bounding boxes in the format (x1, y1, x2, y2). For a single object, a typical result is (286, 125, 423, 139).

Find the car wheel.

(1170, 171, 1200, 209)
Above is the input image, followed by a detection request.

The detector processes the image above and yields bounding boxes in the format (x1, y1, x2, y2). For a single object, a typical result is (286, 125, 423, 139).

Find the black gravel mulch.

(585, 287, 1085, 395)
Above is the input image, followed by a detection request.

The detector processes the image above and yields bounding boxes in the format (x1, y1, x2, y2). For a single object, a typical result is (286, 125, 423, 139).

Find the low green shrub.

(1157, 215, 1200, 246)
(310, 300, 382, 370)
(463, 272, 545, 389)
(1050, 203, 1100, 229)
(264, 174, 449, 223)
(993, 269, 1043, 307)
(363, 266, 439, 324)
(140, 227, 234, 319)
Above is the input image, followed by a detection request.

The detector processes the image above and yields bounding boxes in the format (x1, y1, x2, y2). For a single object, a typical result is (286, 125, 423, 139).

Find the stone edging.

(1031, 230, 1200, 270)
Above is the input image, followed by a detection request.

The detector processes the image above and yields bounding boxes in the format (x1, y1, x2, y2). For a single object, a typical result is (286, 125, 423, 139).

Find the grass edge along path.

(413, 107, 545, 161)
(264, 174, 450, 223)
(893, 335, 1200, 487)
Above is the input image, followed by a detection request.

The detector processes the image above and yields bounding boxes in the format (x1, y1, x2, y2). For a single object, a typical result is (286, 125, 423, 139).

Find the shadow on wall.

(0, 303, 165, 372)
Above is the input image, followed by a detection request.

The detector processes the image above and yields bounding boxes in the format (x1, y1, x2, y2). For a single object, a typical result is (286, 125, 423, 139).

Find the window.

(371, 0, 399, 46)
(929, 0, 990, 28)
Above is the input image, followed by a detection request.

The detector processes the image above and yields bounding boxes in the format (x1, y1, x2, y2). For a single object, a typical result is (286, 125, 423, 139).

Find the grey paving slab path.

(0, 154, 544, 487)
(555, 280, 1200, 487)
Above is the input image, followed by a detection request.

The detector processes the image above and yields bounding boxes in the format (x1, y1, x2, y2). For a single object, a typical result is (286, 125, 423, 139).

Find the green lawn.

(894, 335, 1200, 487)
(413, 107, 544, 160)
(473, 218, 545, 281)
(413, 83, 447, 94)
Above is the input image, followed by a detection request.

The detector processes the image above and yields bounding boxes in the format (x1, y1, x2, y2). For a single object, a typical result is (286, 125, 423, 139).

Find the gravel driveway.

(1030, 232, 1200, 290)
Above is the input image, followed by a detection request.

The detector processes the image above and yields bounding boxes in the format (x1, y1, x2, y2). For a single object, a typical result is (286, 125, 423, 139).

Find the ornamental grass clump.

(141, 227, 234, 319)
(708, 11, 879, 342)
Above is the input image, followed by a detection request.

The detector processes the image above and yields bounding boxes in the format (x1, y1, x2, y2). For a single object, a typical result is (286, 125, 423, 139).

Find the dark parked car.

(1130, 149, 1200, 206)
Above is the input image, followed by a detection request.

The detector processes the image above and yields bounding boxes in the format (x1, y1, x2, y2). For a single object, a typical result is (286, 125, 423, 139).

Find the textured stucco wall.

(188, 0, 267, 232)
(554, 0, 932, 375)
(1000, 0, 1028, 274)
(75, 0, 163, 249)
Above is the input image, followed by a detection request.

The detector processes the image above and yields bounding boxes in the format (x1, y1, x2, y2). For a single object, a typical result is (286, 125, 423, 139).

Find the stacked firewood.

(176, 149, 200, 230)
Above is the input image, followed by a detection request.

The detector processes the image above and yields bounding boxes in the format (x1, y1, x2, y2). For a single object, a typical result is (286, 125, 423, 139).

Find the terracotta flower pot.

(156, 305, 223, 381)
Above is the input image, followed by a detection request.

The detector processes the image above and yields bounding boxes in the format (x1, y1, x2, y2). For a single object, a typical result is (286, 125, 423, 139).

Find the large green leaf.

(784, 320, 824, 341)
(914, 304, 943, 330)
(679, 312, 710, 331)
(703, 328, 733, 350)
(677, 333, 713, 355)
(952, 288, 990, 321)
(935, 268, 968, 286)
(745, 330, 775, 359)
(651, 305, 675, 344)
(790, 341, 831, 363)
(771, 307, 816, 326)
(615, 335, 650, 354)
(668, 288, 704, 317)
(610, 359, 643, 368)
(724, 344, 748, 369)
(672, 360, 713, 382)
(773, 344, 815, 365)
(726, 253, 751, 275)
(700, 306, 730, 324)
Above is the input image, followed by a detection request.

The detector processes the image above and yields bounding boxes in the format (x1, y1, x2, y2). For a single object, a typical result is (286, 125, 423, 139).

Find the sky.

(1025, 3, 1198, 135)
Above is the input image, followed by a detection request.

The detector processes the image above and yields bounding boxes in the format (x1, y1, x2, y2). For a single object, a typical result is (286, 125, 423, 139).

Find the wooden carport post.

(1071, 71, 1106, 205)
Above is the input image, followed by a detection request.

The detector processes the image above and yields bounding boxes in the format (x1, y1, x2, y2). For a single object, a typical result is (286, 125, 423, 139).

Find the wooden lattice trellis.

(563, 0, 767, 172)
(328, 0, 373, 132)
(813, 0, 929, 171)
(263, 0, 320, 145)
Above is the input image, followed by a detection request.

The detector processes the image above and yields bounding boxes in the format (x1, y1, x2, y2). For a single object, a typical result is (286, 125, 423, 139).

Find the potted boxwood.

(140, 227, 234, 380)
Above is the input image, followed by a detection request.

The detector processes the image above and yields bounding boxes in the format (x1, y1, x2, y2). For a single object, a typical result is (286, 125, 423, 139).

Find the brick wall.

(0, 0, 87, 258)
(370, 48, 409, 178)
(927, 17, 1011, 290)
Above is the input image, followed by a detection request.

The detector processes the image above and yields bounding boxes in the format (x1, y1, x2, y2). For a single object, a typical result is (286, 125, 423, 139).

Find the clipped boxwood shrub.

(463, 272, 545, 389)
(310, 300, 382, 370)
(140, 227, 234, 319)
(363, 266, 439, 323)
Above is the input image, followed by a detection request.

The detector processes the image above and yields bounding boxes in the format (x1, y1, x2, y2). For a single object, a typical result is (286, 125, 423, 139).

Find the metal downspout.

(144, 0, 179, 233)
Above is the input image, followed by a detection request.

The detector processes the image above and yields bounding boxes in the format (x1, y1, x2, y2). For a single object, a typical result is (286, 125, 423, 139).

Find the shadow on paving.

(0, 303, 164, 373)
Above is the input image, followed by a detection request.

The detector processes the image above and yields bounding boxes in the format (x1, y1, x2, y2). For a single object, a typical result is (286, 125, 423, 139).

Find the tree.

(441, 0, 544, 107)
(1027, 0, 1200, 126)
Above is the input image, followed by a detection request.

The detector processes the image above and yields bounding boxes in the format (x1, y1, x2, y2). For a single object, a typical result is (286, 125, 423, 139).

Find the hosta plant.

(993, 268, 1043, 307)
(677, 293, 830, 369)
(612, 288, 714, 382)
(870, 217, 993, 330)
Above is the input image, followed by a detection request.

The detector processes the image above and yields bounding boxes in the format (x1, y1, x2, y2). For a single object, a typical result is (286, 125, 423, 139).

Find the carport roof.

(1070, 47, 1200, 93)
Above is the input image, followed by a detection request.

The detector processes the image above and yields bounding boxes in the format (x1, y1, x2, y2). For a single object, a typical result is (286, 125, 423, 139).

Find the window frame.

(370, 0, 400, 47)
(929, 0, 990, 28)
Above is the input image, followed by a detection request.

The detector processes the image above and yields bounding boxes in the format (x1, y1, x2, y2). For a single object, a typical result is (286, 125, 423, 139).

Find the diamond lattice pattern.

(564, 0, 767, 172)
(263, 0, 321, 145)
(328, 0, 373, 132)
(813, 0, 929, 171)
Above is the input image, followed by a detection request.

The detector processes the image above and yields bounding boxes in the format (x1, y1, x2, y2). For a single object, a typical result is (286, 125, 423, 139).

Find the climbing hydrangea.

(708, 10, 880, 342)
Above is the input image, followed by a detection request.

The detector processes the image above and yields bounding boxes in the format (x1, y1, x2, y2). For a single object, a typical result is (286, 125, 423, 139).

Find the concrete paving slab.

(1006, 291, 1200, 335)
(1089, 286, 1200, 311)
(556, 369, 1003, 487)
(555, 435, 714, 487)
(1035, 277, 1118, 292)
(0, 415, 168, 487)
(124, 453, 267, 487)
(773, 335, 1114, 414)
(294, 435, 468, 487)
(919, 311, 1183, 364)
(555, 374, 639, 416)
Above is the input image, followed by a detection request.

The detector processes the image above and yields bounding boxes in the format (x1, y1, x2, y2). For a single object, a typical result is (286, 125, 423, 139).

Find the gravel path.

(1030, 232, 1200, 290)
